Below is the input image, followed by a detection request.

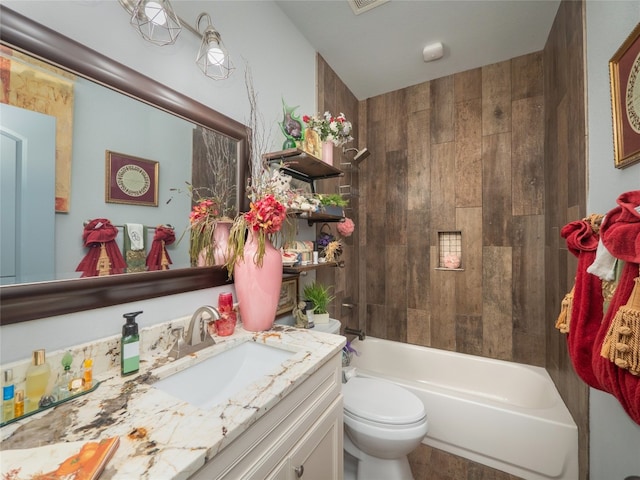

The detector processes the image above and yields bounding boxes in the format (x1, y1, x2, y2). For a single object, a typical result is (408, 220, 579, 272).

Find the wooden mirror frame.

(0, 5, 247, 325)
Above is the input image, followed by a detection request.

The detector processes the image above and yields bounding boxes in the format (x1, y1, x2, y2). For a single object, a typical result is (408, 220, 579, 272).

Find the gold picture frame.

(276, 277, 298, 317)
(105, 150, 159, 206)
(609, 22, 640, 169)
(301, 128, 322, 160)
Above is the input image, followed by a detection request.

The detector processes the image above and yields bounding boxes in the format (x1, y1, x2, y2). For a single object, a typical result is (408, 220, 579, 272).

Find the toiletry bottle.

(83, 358, 93, 390)
(55, 351, 74, 400)
(68, 355, 84, 395)
(25, 349, 51, 413)
(3, 369, 15, 422)
(121, 311, 142, 376)
(14, 390, 24, 418)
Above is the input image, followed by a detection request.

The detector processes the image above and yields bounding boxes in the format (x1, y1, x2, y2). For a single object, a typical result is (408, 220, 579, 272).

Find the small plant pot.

(313, 312, 330, 324)
(322, 206, 344, 217)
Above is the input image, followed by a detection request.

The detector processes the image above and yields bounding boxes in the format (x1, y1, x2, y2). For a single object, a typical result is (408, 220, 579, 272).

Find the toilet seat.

(343, 377, 426, 426)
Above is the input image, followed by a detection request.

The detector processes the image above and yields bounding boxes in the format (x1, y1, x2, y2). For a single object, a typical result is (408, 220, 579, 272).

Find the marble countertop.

(0, 324, 345, 479)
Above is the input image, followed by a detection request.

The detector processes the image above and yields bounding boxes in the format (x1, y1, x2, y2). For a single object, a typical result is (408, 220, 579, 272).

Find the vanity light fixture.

(127, 0, 182, 46)
(195, 13, 235, 81)
(118, 1, 234, 80)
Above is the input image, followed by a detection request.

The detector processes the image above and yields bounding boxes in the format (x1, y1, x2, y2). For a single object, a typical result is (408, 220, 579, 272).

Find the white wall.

(585, 1, 640, 477)
(2, 1, 317, 131)
(0, 0, 318, 362)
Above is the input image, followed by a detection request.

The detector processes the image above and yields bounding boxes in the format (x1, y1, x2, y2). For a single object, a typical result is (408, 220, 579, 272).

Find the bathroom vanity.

(0, 322, 345, 480)
(192, 348, 343, 479)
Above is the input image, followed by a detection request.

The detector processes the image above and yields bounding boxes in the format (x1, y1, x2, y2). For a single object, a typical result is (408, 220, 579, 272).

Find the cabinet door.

(266, 459, 290, 480)
(287, 397, 343, 480)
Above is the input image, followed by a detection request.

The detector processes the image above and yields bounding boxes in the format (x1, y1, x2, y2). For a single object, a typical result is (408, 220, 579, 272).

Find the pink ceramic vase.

(322, 141, 334, 166)
(233, 229, 283, 331)
(196, 221, 232, 267)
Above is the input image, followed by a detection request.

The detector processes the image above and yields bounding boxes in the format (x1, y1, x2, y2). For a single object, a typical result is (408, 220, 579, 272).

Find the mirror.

(0, 5, 248, 325)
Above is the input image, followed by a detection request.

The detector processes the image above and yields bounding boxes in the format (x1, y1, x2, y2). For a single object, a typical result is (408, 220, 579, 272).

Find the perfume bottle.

(14, 390, 24, 418)
(83, 358, 93, 390)
(55, 351, 74, 401)
(3, 369, 15, 422)
(25, 349, 51, 413)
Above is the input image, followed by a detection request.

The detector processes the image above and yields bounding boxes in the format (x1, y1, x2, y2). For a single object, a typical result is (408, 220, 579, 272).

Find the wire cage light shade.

(195, 13, 235, 80)
(130, 0, 182, 46)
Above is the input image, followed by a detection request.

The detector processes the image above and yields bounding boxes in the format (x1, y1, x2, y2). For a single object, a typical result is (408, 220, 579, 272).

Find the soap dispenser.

(121, 311, 142, 376)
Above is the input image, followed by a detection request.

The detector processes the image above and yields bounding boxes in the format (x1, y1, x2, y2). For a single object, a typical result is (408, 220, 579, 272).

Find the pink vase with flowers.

(234, 229, 282, 331)
(322, 141, 334, 166)
(197, 221, 232, 267)
(229, 194, 286, 332)
(303, 111, 353, 166)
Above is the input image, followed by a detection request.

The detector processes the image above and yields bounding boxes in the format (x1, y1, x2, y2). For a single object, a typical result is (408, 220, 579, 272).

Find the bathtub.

(347, 337, 578, 480)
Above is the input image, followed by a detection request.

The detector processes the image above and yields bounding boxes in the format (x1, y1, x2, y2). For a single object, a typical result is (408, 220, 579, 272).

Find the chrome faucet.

(169, 305, 220, 359)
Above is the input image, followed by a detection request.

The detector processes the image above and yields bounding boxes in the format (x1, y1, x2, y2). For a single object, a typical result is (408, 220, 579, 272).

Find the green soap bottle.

(121, 311, 142, 376)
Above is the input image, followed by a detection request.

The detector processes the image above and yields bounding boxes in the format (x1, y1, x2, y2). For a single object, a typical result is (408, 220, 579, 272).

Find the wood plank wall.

(358, 52, 545, 365)
(317, 0, 588, 471)
(543, 1, 589, 478)
(315, 55, 360, 330)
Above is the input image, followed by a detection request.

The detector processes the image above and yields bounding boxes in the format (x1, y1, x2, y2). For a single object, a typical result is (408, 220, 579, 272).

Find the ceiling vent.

(348, 0, 390, 15)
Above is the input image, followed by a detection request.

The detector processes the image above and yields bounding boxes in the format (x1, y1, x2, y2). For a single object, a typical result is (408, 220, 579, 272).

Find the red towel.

(146, 225, 175, 271)
(600, 190, 640, 264)
(76, 219, 126, 277)
(592, 190, 640, 425)
(592, 262, 640, 424)
(560, 219, 604, 390)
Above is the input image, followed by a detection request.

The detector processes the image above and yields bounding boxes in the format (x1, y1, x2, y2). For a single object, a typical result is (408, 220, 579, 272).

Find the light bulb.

(207, 46, 225, 66)
(144, 1, 167, 26)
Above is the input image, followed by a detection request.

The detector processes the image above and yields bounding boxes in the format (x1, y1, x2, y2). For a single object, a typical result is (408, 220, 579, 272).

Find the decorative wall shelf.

(288, 209, 345, 225)
(283, 261, 343, 274)
(265, 149, 346, 273)
(264, 149, 344, 184)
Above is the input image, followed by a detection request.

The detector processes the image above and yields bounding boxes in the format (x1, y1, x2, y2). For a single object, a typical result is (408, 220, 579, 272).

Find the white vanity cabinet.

(266, 398, 342, 480)
(190, 351, 344, 480)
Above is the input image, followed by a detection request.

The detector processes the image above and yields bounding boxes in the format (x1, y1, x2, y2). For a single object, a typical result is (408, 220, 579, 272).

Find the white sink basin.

(152, 342, 293, 409)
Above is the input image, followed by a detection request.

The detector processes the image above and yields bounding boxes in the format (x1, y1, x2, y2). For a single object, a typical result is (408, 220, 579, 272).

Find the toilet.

(342, 376, 428, 480)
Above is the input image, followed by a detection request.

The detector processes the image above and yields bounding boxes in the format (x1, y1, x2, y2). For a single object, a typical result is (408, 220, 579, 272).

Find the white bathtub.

(347, 337, 578, 480)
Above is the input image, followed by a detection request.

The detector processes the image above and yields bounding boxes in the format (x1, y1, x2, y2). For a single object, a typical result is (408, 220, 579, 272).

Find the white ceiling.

(275, 0, 561, 100)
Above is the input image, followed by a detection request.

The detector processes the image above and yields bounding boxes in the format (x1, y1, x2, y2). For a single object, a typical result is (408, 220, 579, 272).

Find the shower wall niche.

(437, 231, 463, 270)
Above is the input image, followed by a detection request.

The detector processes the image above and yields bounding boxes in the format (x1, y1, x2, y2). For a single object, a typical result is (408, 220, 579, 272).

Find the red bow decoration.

(76, 218, 126, 277)
(146, 225, 175, 271)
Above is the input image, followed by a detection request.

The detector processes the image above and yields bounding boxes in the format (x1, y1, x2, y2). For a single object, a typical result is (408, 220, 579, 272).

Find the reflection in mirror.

(0, 5, 248, 325)
(0, 47, 240, 284)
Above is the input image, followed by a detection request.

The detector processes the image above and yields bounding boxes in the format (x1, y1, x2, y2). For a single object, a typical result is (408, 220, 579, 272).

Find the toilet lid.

(342, 377, 426, 425)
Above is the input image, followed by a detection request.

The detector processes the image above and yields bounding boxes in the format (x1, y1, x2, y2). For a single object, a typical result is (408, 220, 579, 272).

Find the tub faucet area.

(344, 327, 365, 340)
(169, 306, 220, 359)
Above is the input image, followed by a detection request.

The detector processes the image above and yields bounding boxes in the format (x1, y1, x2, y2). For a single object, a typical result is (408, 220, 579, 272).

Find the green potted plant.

(303, 281, 335, 324)
(316, 193, 348, 217)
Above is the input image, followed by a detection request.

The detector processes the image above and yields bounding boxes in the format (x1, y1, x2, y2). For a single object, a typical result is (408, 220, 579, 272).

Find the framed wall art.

(609, 22, 640, 169)
(301, 128, 322, 160)
(105, 150, 158, 206)
(276, 276, 298, 317)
